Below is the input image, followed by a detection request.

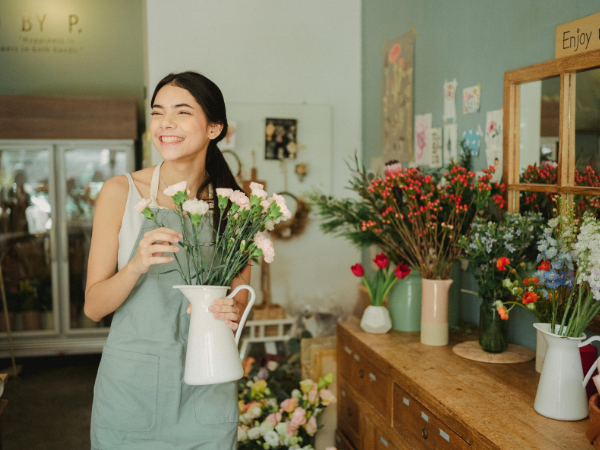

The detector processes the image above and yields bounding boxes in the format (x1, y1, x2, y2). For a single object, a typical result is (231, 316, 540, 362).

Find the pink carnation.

(134, 198, 152, 213)
(260, 199, 271, 213)
(230, 191, 250, 211)
(271, 193, 291, 221)
(250, 182, 268, 199)
(307, 389, 319, 404)
(305, 415, 317, 436)
(265, 412, 281, 426)
(216, 188, 233, 198)
(289, 407, 306, 431)
(163, 181, 187, 197)
(254, 231, 275, 263)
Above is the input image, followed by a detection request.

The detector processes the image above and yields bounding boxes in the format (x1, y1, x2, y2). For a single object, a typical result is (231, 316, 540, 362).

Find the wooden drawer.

(335, 429, 357, 450)
(393, 384, 470, 449)
(375, 426, 399, 450)
(347, 348, 390, 418)
(339, 377, 360, 447)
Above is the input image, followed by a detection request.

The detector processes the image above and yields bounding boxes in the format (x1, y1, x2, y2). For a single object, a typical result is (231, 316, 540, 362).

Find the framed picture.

(265, 118, 298, 160)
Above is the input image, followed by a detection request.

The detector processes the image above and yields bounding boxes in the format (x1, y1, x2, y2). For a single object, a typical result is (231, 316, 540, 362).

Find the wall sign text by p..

(555, 12, 600, 59)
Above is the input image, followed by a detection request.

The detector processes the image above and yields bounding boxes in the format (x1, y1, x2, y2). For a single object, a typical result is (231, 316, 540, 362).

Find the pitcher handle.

(228, 285, 256, 346)
(579, 336, 600, 388)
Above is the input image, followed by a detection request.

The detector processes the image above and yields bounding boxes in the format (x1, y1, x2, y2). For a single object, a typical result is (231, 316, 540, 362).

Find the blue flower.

(541, 288, 550, 299)
(503, 232, 514, 240)
(538, 241, 548, 252)
(546, 269, 559, 281)
(516, 229, 522, 236)
(551, 259, 564, 270)
(547, 279, 562, 289)
(545, 247, 557, 259)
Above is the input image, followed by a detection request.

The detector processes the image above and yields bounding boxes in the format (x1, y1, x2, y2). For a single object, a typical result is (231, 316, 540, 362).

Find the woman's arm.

(84, 176, 181, 322)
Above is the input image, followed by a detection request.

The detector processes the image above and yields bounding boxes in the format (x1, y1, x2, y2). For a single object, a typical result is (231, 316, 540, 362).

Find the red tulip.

(374, 253, 389, 269)
(395, 263, 410, 279)
(351, 263, 364, 277)
(496, 257, 510, 271)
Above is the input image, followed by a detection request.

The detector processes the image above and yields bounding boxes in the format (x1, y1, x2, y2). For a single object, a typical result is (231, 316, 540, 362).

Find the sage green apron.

(90, 207, 238, 450)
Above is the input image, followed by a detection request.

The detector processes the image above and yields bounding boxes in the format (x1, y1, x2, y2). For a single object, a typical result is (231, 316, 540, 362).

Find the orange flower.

(538, 261, 550, 271)
(496, 257, 510, 271)
(497, 307, 509, 320)
(524, 277, 539, 286)
(522, 292, 539, 305)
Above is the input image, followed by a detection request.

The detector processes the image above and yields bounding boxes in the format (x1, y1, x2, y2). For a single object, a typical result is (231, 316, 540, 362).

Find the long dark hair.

(150, 71, 241, 232)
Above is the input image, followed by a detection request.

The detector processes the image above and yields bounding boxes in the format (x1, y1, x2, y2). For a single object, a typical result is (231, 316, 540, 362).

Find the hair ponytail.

(151, 71, 242, 235)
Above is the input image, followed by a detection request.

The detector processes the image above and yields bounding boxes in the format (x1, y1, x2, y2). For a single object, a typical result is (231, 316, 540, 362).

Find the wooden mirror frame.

(503, 49, 600, 332)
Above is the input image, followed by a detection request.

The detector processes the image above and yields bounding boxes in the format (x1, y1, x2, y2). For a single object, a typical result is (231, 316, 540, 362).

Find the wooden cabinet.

(337, 319, 590, 449)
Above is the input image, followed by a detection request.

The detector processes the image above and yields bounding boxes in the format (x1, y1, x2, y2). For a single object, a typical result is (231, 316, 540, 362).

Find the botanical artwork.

(485, 109, 504, 182)
(462, 84, 481, 114)
(265, 118, 298, 160)
(443, 79, 457, 121)
(430, 127, 443, 168)
(443, 123, 458, 164)
(462, 126, 483, 156)
(414, 113, 432, 166)
(382, 32, 415, 163)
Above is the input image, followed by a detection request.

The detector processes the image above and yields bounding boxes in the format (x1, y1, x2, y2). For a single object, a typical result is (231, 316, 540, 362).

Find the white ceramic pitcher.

(534, 323, 600, 421)
(174, 284, 255, 385)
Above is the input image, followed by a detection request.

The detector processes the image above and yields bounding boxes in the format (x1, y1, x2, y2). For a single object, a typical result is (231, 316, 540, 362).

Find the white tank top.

(117, 162, 213, 270)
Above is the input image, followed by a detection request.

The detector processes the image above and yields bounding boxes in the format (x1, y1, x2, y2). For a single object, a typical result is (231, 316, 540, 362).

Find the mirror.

(575, 67, 600, 174)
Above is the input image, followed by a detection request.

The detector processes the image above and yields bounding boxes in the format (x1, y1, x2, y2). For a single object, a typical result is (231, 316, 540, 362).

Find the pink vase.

(420, 278, 453, 346)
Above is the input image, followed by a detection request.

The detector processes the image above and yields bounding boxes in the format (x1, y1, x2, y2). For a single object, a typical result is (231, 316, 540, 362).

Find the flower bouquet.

(237, 373, 337, 450)
(350, 253, 410, 333)
(136, 181, 291, 385)
(456, 213, 543, 353)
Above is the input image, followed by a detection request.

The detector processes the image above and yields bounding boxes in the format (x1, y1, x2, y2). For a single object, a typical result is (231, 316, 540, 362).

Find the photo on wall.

(265, 118, 298, 160)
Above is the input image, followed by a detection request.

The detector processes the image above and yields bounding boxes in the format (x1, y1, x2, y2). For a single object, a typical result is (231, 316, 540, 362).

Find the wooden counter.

(336, 319, 590, 450)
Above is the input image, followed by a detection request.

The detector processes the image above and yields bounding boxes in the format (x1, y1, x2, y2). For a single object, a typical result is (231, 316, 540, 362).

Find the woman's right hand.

(127, 227, 183, 274)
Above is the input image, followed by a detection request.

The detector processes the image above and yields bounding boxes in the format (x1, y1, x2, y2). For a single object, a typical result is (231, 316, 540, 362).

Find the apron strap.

(149, 161, 163, 208)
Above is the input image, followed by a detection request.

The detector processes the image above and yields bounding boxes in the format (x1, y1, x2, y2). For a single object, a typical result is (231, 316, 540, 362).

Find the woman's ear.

(208, 122, 224, 140)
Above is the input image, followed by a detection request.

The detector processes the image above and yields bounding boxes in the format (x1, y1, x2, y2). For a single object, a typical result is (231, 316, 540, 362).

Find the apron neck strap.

(149, 161, 163, 208)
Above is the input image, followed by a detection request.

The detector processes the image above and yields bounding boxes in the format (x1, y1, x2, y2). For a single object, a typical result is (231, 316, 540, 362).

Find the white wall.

(145, 0, 362, 315)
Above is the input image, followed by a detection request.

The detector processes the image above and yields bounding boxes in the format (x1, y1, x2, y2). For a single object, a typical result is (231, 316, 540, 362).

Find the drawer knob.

(359, 369, 364, 379)
(347, 407, 353, 417)
(422, 428, 428, 439)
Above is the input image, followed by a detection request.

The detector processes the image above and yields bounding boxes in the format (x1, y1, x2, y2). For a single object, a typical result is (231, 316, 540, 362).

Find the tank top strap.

(149, 161, 163, 208)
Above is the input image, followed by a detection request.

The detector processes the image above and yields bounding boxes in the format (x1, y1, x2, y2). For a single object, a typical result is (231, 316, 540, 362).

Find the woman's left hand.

(186, 298, 240, 331)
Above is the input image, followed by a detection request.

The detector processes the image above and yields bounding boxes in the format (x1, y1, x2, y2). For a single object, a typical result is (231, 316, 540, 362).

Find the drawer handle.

(380, 436, 388, 446)
(440, 429, 450, 442)
(354, 354, 360, 361)
(344, 346, 352, 354)
(342, 390, 347, 397)
(421, 412, 429, 422)
(422, 428, 428, 439)
(369, 372, 376, 381)
(347, 407, 353, 417)
(403, 397, 410, 406)
(359, 369, 364, 379)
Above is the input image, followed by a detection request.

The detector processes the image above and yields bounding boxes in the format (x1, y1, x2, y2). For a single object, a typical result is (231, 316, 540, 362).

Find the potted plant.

(350, 254, 410, 333)
(137, 182, 290, 385)
(456, 213, 543, 353)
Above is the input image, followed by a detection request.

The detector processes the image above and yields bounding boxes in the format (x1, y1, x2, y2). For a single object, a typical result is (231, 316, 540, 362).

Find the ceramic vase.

(360, 305, 392, 334)
(535, 327, 548, 373)
(533, 323, 588, 421)
(387, 270, 421, 332)
(479, 298, 508, 353)
(421, 279, 453, 346)
(174, 284, 255, 385)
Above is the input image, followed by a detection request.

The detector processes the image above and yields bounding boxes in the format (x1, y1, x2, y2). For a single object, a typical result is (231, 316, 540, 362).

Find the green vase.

(479, 298, 508, 353)
(387, 270, 422, 332)
(448, 261, 461, 329)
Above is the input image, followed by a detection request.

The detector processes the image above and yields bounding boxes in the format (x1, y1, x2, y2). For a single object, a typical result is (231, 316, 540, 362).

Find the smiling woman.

(84, 72, 247, 449)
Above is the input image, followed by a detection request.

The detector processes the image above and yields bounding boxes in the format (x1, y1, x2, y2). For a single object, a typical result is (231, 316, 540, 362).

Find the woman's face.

(150, 84, 222, 162)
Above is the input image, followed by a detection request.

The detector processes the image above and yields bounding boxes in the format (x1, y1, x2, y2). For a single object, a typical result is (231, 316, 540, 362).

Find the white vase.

(533, 323, 598, 421)
(175, 284, 255, 385)
(360, 305, 392, 334)
(535, 327, 547, 373)
(420, 278, 453, 346)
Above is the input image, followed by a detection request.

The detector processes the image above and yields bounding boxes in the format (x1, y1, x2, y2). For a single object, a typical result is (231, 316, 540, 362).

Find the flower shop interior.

(2, 0, 600, 449)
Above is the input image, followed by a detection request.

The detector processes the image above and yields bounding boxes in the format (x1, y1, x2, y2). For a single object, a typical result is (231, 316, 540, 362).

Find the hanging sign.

(555, 12, 600, 59)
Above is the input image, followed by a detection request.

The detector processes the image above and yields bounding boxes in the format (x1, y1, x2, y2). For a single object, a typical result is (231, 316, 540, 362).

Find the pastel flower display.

(163, 181, 188, 197)
(230, 191, 251, 211)
(250, 182, 268, 200)
(254, 231, 275, 264)
(215, 188, 233, 198)
(134, 198, 152, 213)
(237, 370, 336, 450)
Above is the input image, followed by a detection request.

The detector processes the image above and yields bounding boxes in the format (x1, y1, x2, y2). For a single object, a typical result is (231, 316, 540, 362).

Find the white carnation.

(264, 430, 280, 446)
(182, 198, 209, 216)
(248, 427, 261, 440)
(260, 420, 275, 436)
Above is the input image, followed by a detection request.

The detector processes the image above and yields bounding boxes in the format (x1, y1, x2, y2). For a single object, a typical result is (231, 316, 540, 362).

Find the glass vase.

(479, 298, 508, 353)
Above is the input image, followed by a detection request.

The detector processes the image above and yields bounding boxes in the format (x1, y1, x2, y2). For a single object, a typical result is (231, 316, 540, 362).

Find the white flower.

(271, 193, 292, 221)
(260, 420, 275, 436)
(264, 430, 279, 447)
(275, 422, 288, 436)
(216, 188, 233, 198)
(248, 427, 261, 440)
(267, 360, 279, 371)
(265, 220, 275, 231)
(291, 389, 302, 399)
(249, 405, 262, 419)
(237, 426, 248, 442)
(163, 181, 187, 197)
(182, 198, 209, 215)
(254, 231, 275, 263)
(134, 198, 152, 213)
(250, 182, 268, 199)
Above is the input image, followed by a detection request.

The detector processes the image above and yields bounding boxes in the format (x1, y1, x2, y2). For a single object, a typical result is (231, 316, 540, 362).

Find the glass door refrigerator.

(0, 139, 134, 357)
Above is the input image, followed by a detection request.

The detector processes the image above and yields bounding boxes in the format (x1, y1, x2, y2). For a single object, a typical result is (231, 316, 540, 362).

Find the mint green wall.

(0, 0, 145, 132)
(362, 1, 600, 349)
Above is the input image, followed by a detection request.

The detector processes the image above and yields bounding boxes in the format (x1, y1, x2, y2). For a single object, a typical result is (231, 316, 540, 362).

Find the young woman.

(85, 72, 248, 449)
